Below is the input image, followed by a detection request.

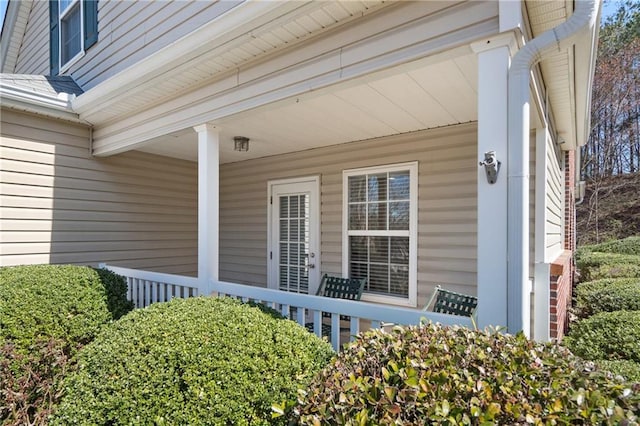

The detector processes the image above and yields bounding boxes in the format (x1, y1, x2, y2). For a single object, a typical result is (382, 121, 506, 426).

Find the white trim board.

(89, 1, 499, 156)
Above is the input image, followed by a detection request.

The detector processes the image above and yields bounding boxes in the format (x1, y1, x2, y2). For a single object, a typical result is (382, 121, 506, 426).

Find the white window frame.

(342, 162, 418, 307)
(59, 0, 85, 73)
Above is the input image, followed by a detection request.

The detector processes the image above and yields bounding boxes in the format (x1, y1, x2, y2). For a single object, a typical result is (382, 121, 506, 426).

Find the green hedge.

(575, 278, 640, 318)
(52, 297, 334, 425)
(0, 265, 132, 354)
(576, 251, 640, 281)
(598, 360, 640, 383)
(579, 236, 640, 256)
(564, 311, 640, 363)
(0, 264, 133, 424)
(294, 324, 640, 424)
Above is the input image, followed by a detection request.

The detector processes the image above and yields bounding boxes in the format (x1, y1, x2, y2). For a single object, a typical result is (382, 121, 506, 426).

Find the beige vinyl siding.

(545, 136, 564, 258)
(11, 1, 240, 86)
(71, 0, 241, 90)
(220, 123, 477, 308)
(14, 1, 49, 74)
(0, 108, 197, 275)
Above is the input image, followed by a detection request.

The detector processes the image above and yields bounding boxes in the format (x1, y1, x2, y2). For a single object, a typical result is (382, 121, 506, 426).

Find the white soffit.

(75, 0, 391, 125)
(136, 52, 479, 164)
(525, 0, 579, 149)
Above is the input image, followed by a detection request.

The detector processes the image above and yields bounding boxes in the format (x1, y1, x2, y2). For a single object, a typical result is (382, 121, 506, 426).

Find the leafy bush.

(575, 278, 640, 318)
(93, 267, 136, 320)
(0, 265, 132, 354)
(580, 237, 640, 256)
(598, 360, 640, 383)
(294, 324, 640, 424)
(576, 251, 640, 281)
(0, 264, 133, 424)
(51, 297, 334, 425)
(564, 311, 640, 362)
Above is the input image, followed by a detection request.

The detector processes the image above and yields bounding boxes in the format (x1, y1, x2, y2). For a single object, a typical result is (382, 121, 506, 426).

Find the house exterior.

(0, 0, 600, 342)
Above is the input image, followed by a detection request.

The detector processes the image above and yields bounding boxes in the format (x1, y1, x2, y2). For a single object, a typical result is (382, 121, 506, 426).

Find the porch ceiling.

(136, 52, 479, 163)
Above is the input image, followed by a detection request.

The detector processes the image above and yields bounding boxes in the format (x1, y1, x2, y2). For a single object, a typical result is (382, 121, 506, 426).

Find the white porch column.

(472, 36, 515, 330)
(194, 124, 219, 295)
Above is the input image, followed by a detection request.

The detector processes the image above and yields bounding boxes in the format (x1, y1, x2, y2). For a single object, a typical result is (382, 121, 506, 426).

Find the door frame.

(266, 175, 321, 294)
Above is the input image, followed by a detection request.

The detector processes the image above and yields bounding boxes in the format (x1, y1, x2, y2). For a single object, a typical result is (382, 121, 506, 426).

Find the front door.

(268, 177, 320, 295)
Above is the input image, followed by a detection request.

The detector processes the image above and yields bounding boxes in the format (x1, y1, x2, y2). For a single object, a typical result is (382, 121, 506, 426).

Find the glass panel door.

(278, 194, 310, 293)
(269, 178, 320, 295)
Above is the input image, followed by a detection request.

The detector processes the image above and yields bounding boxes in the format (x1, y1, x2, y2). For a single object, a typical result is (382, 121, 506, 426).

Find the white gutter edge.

(0, 83, 88, 124)
(579, 11, 602, 147)
(72, 1, 308, 113)
(506, 0, 600, 334)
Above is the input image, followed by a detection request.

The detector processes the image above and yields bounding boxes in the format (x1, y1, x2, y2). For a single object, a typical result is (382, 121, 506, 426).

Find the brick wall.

(549, 151, 577, 340)
(549, 250, 572, 339)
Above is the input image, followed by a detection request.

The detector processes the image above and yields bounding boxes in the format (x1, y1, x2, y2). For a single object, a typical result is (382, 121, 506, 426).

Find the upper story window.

(342, 162, 418, 307)
(60, 0, 82, 66)
(50, 0, 98, 75)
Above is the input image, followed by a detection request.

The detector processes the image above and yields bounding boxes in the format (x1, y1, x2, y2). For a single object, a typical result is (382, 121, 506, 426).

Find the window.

(50, 0, 98, 75)
(343, 162, 417, 306)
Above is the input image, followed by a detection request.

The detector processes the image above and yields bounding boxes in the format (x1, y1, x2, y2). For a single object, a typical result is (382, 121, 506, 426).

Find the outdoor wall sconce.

(233, 136, 249, 152)
(479, 151, 501, 184)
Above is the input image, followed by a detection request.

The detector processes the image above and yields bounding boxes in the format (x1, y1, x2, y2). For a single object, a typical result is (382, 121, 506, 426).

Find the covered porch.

(78, 1, 596, 342)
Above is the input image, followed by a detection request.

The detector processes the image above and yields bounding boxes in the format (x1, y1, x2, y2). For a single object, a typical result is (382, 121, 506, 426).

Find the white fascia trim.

(72, 1, 309, 114)
(0, 83, 87, 123)
(1, 83, 74, 109)
(575, 9, 601, 147)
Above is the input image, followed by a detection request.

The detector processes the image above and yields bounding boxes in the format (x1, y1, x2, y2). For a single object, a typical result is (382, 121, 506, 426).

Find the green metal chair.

(425, 285, 477, 317)
(305, 274, 366, 335)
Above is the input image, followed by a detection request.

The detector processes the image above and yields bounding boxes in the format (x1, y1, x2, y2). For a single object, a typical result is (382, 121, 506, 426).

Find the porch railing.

(99, 264, 200, 308)
(100, 264, 473, 351)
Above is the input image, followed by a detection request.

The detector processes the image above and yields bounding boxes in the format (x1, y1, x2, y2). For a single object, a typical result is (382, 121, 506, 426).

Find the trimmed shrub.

(93, 267, 136, 320)
(598, 360, 640, 383)
(580, 237, 640, 256)
(0, 265, 132, 354)
(575, 277, 640, 318)
(51, 297, 334, 425)
(295, 324, 640, 424)
(564, 311, 640, 362)
(0, 264, 133, 425)
(576, 251, 640, 281)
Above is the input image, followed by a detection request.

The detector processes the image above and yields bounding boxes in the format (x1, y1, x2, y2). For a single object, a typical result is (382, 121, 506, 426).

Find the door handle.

(305, 253, 315, 269)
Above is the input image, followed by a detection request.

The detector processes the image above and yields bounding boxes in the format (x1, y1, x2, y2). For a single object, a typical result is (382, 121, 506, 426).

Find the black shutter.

(49, 0, 59, 75)
(83, 0, 98, 49)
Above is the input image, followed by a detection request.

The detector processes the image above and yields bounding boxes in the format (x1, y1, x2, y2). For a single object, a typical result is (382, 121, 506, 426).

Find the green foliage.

(295, 323, 640, 424)
(598, 360, 640, 384)
(51, 297, 334, 425)
(0, 264, 133, 425)
(0, 264, 132, 355)
(564, 311, 640, 363)
(93, 267, 135, 320)
(575, 277, 640, 318)
(580, 236, 640, 256)
(576, 251, 640, 281)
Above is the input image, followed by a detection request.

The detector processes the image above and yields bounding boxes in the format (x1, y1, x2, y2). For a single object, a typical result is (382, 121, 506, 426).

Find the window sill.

(362, 293, 417, 308)
(59, 50, 85, 75)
